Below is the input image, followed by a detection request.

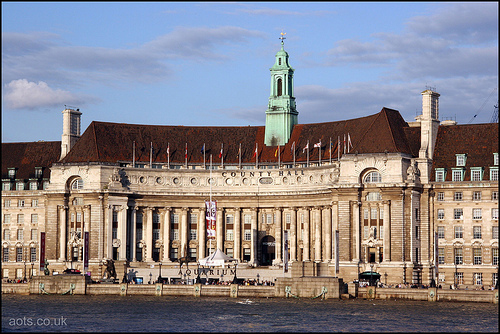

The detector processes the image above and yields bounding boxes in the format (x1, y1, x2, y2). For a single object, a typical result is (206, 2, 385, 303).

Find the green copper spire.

(264, 32, 298, 146)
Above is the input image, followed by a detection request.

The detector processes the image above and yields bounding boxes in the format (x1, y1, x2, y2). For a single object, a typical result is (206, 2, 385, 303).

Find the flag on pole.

(343, 134, 346, 154)
(347, 133, 353, 153)
(314, 140, 321, 148)
(205, 201, 217, 239)
(275, 146, 279, 157)
(302, 142, 309, 153)
(337, 136, 340, 160)
(185, 143, 188, 159)
(219, 144, 223, 158)
(252, 144, 258, 158)
(201, 144, 205, 154)
(291, 141, 296, 166)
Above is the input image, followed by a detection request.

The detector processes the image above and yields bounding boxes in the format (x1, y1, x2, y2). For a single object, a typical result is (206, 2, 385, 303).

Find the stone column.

(131, 206, 137, 262)
(180, 208, 188, 257)
(353, 201, 360, 262)
(274, 207, 282, 265)
(303, 207, 310, 261)
(58, 205, 67, 262)
(216, 207, 224, 250)
(198, 206, 206, 259)
(323, 206, 332, 262)
(314, 206, 322, 262)
(145, 207, 154, 262)
(383, 200, 391, 262)
(290, 207, 297, 262)
(331, 201, 338, 261)
(118, 206, 127, 261)
(162, 207, 171, 262)
(250, 208, 258, 266)
(234, 207, 241, 261)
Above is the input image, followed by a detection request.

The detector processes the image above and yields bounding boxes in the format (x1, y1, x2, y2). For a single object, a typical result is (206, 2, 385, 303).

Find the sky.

(2, 1, 498, 143)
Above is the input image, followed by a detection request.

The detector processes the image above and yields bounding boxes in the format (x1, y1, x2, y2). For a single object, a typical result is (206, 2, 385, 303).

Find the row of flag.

(133, 133, 354, 166)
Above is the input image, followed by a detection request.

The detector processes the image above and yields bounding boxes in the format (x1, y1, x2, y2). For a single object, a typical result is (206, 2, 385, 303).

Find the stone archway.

(260, 235, 275, 266)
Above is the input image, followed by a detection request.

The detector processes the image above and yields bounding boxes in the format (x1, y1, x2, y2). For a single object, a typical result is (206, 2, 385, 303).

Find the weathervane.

(279, 31, 286, 45)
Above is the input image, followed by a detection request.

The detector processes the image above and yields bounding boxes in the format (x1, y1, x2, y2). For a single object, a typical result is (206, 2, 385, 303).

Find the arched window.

(363, 171, 382, 183)
(277, 78, 282, 96)
(71, 178, 84, 190)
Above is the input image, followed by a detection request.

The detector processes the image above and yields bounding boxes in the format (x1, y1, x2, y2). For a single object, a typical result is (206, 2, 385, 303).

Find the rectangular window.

(493, 191, 499, 200)
(31, 214, 38, 224)
(188, 248, 197, 260)
(437, 192, 445, 201)
(225, 215, 234, 241)
(2, 248, 9, 262)
(452, 169, 463, 182)
(491, 168, 499, 181)
(415, 226, 419, 239)
(30, 247, 36, 262)
(456, 154, 466, 166)
(456, 272, 464, 285)
(454, 226, 463, 239)
(243, 248, 251, 262)
(244, 230, 251, 241)
(454, 208, 463, 220)
(493, 226, 499, 240)
(29, 181, 38, 190)
(454, 248, 463, 265)
(171, 213, 179, 240)
(472, 208, 482, 220)
(170, 247, 178, 260)
(379, 226, 383, 239)
(492, 208, 499, 220)
(438, 248, 445, 264)
(16, 182, 24, 191)
(3, 182, 11, 191)
(473, 248, 482, 265)
(495, 153, 499, 166)
(454, 192, 463, 201)
(17, 214, 24, 224)
(16, 248, 23, 262)
(370, 208, 377, 220)
(189, 230, 197, 241)
(435, 168, 446, 182)
(32, 199, 38, 207)
(493, 273, 498, 287)
(17, 229, 23, 240)
(4, 199, 11, 207)
(3, 214, 11, 224)
(473, 226, 482, 239)
(473, 191, 482, 201)
(18, 200, 25, 207)
(437, 209, 445, 220)
(364, 209, 369, 220)
(473, 273, 483, 285)
(492, 248, 498, 265)
(471, 169, 483, 181)
(189, 214, 197, 240)
(266, 214, 273, 225)
(31, 229, 37, 241)
(437, 226, 445, 239)
(3, 229, 10, 241)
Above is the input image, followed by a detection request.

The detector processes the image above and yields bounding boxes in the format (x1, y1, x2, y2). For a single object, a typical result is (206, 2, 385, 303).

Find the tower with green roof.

(264, 33, 298, 146)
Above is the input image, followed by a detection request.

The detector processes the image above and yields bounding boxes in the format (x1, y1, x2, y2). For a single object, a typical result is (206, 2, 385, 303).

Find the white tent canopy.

(198, 248, 237, 267)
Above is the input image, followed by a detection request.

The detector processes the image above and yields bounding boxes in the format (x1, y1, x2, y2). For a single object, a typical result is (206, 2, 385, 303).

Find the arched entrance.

(260, 236, 275, 266)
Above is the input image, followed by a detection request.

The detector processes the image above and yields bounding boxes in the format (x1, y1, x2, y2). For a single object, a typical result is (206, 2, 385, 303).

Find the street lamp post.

(30, 262, 34, 280)
(23, 249, 27, 282)
(454, 262, 458, 289)
(370, 263, 374, 287)
(158, 262, 162, 283)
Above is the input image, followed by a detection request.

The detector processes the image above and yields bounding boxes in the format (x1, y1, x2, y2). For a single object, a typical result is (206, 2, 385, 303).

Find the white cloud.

(3, 79, 90, 110)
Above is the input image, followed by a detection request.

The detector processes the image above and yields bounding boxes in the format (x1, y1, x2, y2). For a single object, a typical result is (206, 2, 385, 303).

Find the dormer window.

(490, 167, 499, 181)
(456, 154, 466, 166)
(470, 167, 483, 181)
(35, 167, 43, 178)
(494, 153, 499, 166)
(451, 168, 464, 182)
(435, 168, 446, 182)
(16, 182, 24, 191)
(8, 168, 16, 179)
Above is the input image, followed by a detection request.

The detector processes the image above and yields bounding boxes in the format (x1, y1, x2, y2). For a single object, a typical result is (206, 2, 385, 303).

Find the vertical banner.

(84, 231, 89, 272)
(205, 201, 217, 238)
(283, 230, 289, 273)
(335, 230, 339, 275)
(39, 232, 46, 271)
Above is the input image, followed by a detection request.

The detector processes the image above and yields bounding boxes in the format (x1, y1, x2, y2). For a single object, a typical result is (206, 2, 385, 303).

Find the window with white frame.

(452, 169, 464, 182)
(456, 272, 464, 285)
(31, 229, 38, 241)
(493, 191, 499, 200)
(18, 200, 25, 207)
(471, 168, 483, 181)
(31, 214, 38, 224)
(492, 226, 499, 239)
(30, 247, 36, 262)
(3, 182, 11, 191)
(29, 181, 38, 190)
(473, 272, 482, 285)
(17, 229, 23, 240)
(472, 208, 482, 220)
(473, 191, 482, 201)
(438, 248, 445, 264)
(494, 153, 499, 166)
(366, 192, 382, 201)
(454, 226, 463, 239)
(492, 248, 498, 265)
(3, 214, 11, 224)
(363, 171, 382, 183)
(266, 214, 273, 225)
(3, 229, 10, 241)
(456, 154, 466, 166)
(454, 248, 463, 264)
(170, 213, 179, 240)
(473, 226, 482, 239)
(32, 199, 38, 207)
(71, 178, 84, 190)
(454, 208, 463, 220)
(437, 209, 445, 220)
(491, 167, 499, 181)
(3, 248, 9, 262)
(243, 214, 251, 241)
(435, 169, 446, 182)
(16, 247, 23, 262)
(225, 214, 234, 241)
(454, 192, 463, 201)
(437, 192, 445, 201)
(379, 226, 384, 239)
(364, 226, 369, 239)
(438, 272, 445, 283)
(437, 226, 445, 239)
(16, 182, 24, 191)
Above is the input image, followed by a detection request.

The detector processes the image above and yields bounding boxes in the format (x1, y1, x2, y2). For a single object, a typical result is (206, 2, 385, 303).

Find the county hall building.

(2, 39, 498, 287)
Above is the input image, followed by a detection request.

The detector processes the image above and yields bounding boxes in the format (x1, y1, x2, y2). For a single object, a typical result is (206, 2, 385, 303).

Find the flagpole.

(185, 143, 188, 168)
(278, 144, 281, 168)
(167, 142, 170, 169)
(203, 143, 206, 169)
(307, 140, 309, 167)
(221, 143, 224, 168)
(150, 142, 153, 168)
(329, 137, 332, 164)
(292, 141, 296, 167)
(319, 140, 321, 165)
(337, 137, 340, 161)
(239, 143, 241, 169)
(132, 141, 136, 168)
(256, 143, 258, 169)
(209, 154, 213, 255)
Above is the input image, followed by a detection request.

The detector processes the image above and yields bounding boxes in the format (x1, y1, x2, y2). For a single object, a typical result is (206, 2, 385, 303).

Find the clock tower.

(264, 33, 298, 146)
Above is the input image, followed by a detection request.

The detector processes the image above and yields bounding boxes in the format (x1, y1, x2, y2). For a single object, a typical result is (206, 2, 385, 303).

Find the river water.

(2, 295, 498, 332)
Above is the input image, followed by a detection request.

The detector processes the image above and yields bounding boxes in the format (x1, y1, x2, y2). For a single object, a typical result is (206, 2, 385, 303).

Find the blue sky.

(2, 1, 498, 143)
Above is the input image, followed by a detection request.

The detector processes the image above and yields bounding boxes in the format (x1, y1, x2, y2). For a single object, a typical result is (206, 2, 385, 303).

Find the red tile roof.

(61, 108, 417, 164)
(1, 141, 61, 180)
(431, 123, 499, 181)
